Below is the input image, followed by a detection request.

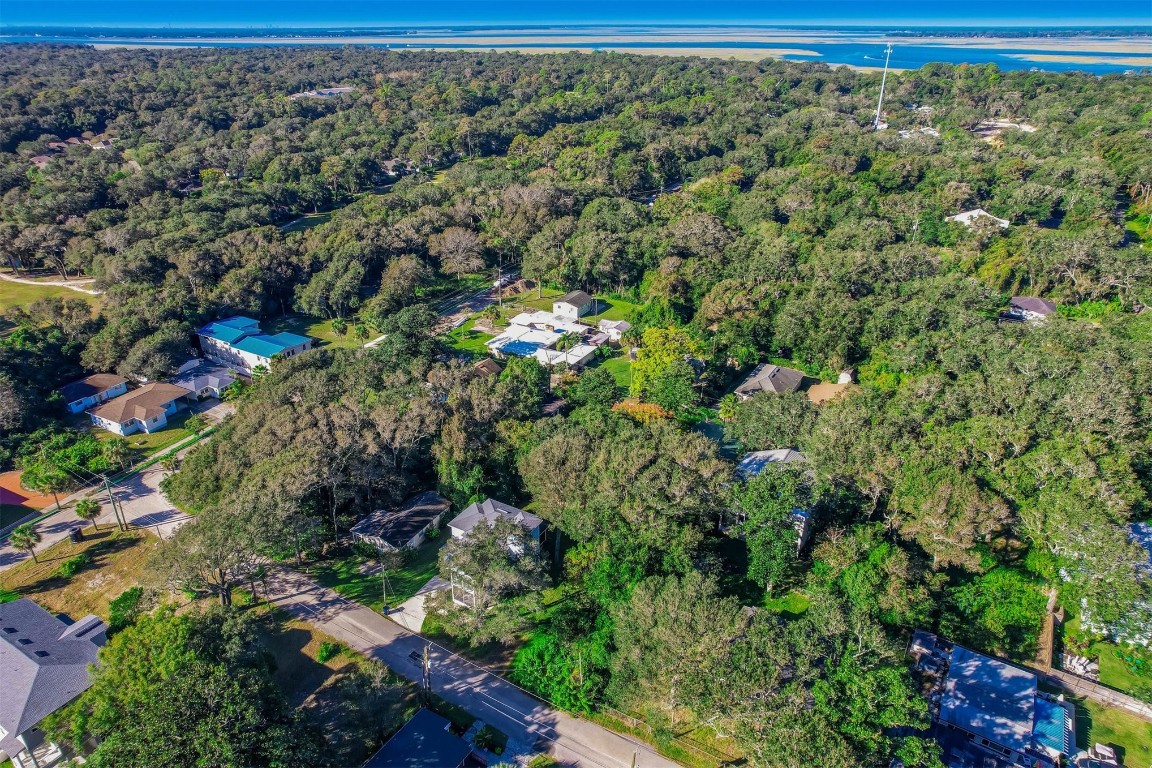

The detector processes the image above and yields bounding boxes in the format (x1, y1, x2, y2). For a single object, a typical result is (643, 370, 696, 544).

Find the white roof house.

(598, 319, 632, 341)
(486, 311, 603, 367)
(448, 498, 544, 541)
(946, 208, 1010, 229)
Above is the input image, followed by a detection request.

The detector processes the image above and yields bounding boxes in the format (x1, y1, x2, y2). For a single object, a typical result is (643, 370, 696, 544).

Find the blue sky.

(2, 0, 1150, 28)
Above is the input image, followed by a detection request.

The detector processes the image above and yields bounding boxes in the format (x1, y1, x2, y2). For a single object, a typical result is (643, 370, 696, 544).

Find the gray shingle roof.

(1010, 296, 1057, 316)
(734, 364, 806, 397)
(0, 599, 105, 754)
(940, 645, 1036, 754)
(556, 290, 594, 308)
(58, 374, 128, 404)
(350, 492, 450, 548)
(363, 708, 471, 768)
(448, 498, 543, 536)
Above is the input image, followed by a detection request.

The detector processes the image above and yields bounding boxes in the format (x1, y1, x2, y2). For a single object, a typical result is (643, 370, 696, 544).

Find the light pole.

(873, 44, 894, 130)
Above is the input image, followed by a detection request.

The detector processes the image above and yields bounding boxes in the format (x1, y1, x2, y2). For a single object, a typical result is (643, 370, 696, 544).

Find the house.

(170, 359, 236, 400)
(598, 319, 632, 342)
(946, 208, 1010, 229)
(472, 359, 503, 378)
(1007, 296, 1057, 322)
(553, 290, 595, 319)
(736, 449, 806, 480)
(910, 633, 1074, 768)
(197, 316, 312, 375)
(292, 86, 358, 100)
(29, 156, 52, 169)
(0, 599, 106, 768)
(362, 709, 473, 768)
(485, 310, 602, 368)
(57, 374, 128, 414)
(88, 382, 191, 436)
(734, 364, 806, 400)
(350, 491, 451, 551)
(448, 497, 544, 542)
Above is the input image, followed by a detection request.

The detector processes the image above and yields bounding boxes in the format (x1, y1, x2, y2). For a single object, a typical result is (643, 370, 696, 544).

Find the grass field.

(310, 537, 445, 613)
(506, 288, 644, 324)
(265, 313, 365, 349)
(594, 355, 633, 389)
(446, 318, 495, 356)
(280, 211, 334, 233)
(0, 529, 159, 621)
(1063, 614, 1151, 695)
(1074, 697, 1152, 765)
(0, 277, 100, 313)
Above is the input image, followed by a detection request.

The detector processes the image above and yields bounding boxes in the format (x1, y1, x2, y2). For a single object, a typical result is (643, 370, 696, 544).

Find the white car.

(493, 275, 513, 288)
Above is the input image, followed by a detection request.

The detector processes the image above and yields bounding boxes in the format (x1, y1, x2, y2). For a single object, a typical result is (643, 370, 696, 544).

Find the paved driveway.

(266, 568, 679, 768)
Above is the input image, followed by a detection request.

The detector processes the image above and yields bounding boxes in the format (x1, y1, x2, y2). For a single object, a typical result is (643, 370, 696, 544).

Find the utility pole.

(102, 475, 126, 531)
(873, 44, 894, 130)
(421, 643, 432, 704)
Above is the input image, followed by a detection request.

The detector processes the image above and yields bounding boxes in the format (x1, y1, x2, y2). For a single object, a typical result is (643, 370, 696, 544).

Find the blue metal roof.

(500, 340, 543, 357)
(232, 333, 306, 358)
(1033, 697, 1070, 755)
(199, 315, 261, 344)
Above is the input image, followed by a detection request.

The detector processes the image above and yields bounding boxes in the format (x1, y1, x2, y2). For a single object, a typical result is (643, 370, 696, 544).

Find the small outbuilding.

(946, 208, 1010, 229)
(350, 491, 451, 551)
(553, 290, 595, 319)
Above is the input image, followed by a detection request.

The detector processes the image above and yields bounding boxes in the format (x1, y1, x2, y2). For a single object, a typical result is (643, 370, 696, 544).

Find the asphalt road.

(266, 568, 681, 768)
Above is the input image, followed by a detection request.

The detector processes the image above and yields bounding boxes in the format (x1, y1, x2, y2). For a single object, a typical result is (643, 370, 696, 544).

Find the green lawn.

(279, 211, 333, 233)
(504, 288, 644, 324)
(0, 276, 100, 313)
(762, 590, 811, 619)
(1074, 698, 1152, 765)
(1063, 614, 1151, 696)
(593, 355, 632, 389)
(265, 313, 364, 349)
(446, 318, 495, 356)
(91, 408, 198, 460)
(310, 537, 446, 613)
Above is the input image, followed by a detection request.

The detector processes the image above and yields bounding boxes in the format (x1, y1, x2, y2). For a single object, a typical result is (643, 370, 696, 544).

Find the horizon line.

(3, 22, 1151, 32)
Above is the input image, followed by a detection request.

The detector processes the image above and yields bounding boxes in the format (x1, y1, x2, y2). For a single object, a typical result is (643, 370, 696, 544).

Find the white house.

(485, 310, 604, 368)
(552, 290, 595, 319)
(598, 319, 632, 342)
(1007, 296, 1057, 322)
(0, 599, 106, 768)
(88, 382, 191, 436)
(946, 208, 1010, 229)
(170, 359, 237, 400)
(197, 316, 312, 375)
(57, 374, 128, 414)
(448, 498, 544, 542)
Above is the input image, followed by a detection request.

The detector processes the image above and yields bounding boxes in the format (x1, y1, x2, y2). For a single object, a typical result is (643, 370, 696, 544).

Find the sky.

(2, 0, 1150, 28)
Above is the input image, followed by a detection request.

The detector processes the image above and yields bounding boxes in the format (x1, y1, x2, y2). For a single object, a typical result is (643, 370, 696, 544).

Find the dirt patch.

(0, 529, 160, 620)
(0, 470, 54, 510)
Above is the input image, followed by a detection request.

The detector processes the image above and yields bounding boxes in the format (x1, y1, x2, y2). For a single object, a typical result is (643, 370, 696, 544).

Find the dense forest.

(2, 43, 1151, 767)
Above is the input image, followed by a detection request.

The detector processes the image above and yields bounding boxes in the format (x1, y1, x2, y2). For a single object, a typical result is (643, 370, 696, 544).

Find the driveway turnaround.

(266, 568, 679, 768)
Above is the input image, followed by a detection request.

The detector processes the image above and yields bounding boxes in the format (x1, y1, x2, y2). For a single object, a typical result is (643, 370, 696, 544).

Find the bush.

(317, 641, 347, 663)
(56, 553, 92, 578)
(474, 724, 508, 754)
(108, 586, 145, 631)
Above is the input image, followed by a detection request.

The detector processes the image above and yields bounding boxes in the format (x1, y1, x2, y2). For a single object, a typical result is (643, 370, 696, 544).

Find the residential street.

(265, 568, 680, 768)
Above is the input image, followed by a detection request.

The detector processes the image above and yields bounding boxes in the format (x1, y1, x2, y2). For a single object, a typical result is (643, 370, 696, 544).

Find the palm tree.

(9, 524, 41, 563)
(75, 498, 102, 531)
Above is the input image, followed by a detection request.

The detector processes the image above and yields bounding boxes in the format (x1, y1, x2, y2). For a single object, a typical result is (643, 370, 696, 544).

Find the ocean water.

(1, 29, 1148, 75)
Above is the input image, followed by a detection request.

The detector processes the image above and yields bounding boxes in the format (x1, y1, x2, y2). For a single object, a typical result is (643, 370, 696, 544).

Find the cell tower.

(873, 44, 894, 130)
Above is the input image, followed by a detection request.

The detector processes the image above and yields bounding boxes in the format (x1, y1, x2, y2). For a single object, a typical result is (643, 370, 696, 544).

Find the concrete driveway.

(266, 568, 678, 768)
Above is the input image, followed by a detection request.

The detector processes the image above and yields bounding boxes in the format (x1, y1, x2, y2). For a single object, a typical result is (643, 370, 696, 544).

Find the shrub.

(317, 641, 347, 663)
(56, 553, 92, 578)
(108, 586, 145, 631)
(474, 724, 507, 754)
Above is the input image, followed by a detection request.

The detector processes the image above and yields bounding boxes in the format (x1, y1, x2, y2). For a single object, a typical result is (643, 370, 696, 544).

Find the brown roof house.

(58, 374, 128, 415)
(734, 364, 806, 400)
(0, 599, 107, 768)
(88, 382, 191, 436)
(351, 492, 451, 551)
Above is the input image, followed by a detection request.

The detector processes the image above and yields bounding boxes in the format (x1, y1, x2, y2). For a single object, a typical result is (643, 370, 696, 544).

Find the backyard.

(446, 318, 495, 356)
(1063, 613, 1152, 697)
(309, 536, 446, 613)
(1073, 697, 1152, 766)
(265, 313, 366, 349)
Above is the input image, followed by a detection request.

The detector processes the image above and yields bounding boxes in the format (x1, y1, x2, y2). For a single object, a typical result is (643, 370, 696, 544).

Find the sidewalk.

(266, 568, 679, 768)
(0, 433, 207, 570)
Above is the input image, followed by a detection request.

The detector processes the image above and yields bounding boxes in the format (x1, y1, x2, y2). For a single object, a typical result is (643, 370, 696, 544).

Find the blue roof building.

(196, 316, 312, 375)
